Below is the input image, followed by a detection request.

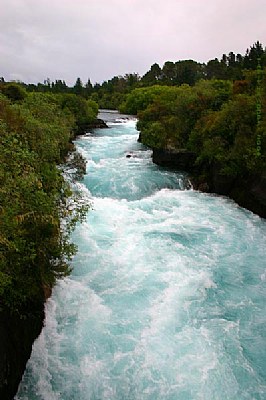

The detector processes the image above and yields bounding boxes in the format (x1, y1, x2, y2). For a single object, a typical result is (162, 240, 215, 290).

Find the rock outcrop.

(91, 118, 108, 129)
(152, 148, 197, 171)
(0, 304, 44, 399)
(150, 146, 266, 219)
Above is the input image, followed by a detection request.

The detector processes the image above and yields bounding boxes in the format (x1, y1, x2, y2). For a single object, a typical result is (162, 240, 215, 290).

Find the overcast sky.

(1, 0, 266, 85)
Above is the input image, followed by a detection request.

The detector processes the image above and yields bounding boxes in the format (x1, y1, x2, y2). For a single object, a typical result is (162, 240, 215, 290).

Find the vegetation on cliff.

(120, 48, 266, 191)
(128, 77, 265, 172)
(0, 87, 98, 315)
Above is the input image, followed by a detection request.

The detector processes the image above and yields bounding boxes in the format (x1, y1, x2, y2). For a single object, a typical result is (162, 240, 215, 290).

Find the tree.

(243, 41, 266, 69)
(174, 60, 203, 85)
(60, 94, 98, 133)
(141, 63, 162, 85)
(73, 77, 83, 96)
(206, 58, 228, 80)
(161, 61, 176, 84)
(0, 83, 27, 101)
(125, 73, 140, 88)
(84, 78, 93, 98)
(228, 52, 236, 66)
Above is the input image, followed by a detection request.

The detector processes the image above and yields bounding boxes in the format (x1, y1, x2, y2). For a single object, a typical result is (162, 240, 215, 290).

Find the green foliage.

(136, 85, 197, 148)
(141, 63, 162, 86)
(0, 92, 89, 315)
(188, 95, 258, 174)
(73, 77, 84, 96)
(120, 85, 175, 115)
(0, 83, 27, 102)
(60, 94, 98, 134)
(135, 72, 265, 179)
(130, 80, 233, 150)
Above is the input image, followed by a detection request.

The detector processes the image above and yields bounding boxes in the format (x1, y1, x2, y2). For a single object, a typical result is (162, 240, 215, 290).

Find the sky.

(1, 0, 266, 85)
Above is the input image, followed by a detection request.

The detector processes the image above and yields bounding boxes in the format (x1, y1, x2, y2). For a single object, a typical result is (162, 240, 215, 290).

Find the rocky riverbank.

(152, 147, 266, 219)
(81, 118, 108, 132)
(0, 301, 45, 399)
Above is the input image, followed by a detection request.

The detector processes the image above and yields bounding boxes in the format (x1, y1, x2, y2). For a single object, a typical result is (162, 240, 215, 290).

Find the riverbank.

(84, 118, 108, 130)
(0, 91, 91, 400)
(151, 146, 266, 219)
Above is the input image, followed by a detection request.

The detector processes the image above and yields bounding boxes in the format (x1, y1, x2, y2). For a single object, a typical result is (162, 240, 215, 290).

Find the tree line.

(1, 41, 265, 111)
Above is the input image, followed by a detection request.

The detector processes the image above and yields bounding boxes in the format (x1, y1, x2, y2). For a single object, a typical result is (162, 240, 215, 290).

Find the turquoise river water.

(16, 111, 266, 400)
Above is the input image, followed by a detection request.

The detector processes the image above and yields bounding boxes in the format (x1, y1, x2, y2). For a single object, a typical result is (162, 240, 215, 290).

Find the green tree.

(141, 63, 162, 86)
(60, 93, 98, 133)
(174, 60, 204, 85)
(206, 58, 228, 80)
(1, 83, 27, 102)
(84, 78, 93, 98)
(243, 41, 266, 69)
(73, 77, 84, 96)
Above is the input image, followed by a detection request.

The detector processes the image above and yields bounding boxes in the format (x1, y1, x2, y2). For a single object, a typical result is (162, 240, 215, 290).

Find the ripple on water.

(16, 118, 266, 400)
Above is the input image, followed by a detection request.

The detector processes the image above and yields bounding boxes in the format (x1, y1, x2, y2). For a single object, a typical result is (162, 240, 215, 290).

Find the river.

(16, 111, 266, 399)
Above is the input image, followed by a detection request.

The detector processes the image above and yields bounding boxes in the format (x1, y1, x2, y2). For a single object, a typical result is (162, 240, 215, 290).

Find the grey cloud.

(0, 0, 265, 84)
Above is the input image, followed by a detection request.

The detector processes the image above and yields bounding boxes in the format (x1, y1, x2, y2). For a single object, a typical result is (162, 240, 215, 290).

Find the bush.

(1, 83, 27, 102)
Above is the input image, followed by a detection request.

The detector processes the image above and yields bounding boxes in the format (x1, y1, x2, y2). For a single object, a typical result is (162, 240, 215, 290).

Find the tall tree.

(161, 61, 176, 84)
(73, 77, 83, 96)
(243, 41, 265, 69)
(206, 58, 228, 80)
(85, 78, 93, 98)
(141, 63, 162, 86)
(174, 60, 203, 85)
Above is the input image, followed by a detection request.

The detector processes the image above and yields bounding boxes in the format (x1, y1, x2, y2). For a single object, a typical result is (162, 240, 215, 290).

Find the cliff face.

(152, 148, 197, 171)
(152, 147, 266, 219)
(0, 303, 44, 400)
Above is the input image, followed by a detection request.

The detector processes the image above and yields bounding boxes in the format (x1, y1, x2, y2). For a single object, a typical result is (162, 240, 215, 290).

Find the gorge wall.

(152, 147, 266, 219)
(0, 303, 44, 399)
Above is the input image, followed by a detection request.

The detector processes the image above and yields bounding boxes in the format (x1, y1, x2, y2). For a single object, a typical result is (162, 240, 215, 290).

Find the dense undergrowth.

(0, 86, 97, 315)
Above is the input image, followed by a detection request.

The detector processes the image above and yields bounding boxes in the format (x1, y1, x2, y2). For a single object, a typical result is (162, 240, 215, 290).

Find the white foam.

(16, 111, 266, 400)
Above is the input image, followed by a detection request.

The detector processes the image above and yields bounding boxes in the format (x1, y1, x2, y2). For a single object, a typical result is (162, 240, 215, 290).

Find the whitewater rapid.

(16, 111, 266, 400)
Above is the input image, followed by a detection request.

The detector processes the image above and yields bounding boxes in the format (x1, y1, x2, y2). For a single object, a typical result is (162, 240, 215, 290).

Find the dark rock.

(198, 182, 210, 192)
(76, 119, 108, 135)
(126, 152, 139, 158)
(251, 173, 266, 204)
(190, 166, 266, 219)
(147, 144, 266, 219)
(210, 161, 237, 195)
(152, 148, 197, 171)
(229, 173, 266, 219)
(92, 118, 108, 129)
(0, 305, 44, 400)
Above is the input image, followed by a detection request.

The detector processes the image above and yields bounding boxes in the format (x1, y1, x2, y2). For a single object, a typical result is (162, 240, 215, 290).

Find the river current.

(16, 111, 266, 399)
